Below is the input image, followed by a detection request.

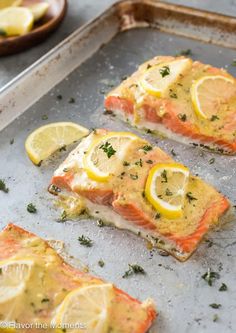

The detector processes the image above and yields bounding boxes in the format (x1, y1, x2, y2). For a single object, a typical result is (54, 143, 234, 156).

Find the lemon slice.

(191, 75, 236, 120)
(28, 2, 49, 22)
(140, 58, 192, 97)
(0, 7, 33, 36)
(84, 132, 139, 182)
(0, 0, 22, 9)
(25, 122, 89, 165)
(0, 259, 34, 304)
(145, 163, 189, 219)
(53, 284, 114, 333)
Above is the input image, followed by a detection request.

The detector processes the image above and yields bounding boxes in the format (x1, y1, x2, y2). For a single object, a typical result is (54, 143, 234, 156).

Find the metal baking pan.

(0, 1, 236, 332)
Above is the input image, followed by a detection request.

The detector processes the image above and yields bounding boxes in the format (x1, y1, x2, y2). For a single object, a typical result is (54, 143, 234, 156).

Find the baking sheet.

(0, 1, 236, 332)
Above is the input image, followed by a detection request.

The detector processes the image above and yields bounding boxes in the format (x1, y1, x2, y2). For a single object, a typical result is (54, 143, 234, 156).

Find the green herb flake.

(176, 49, 192, 56)
(178, 113, 187, 122)
(130, 174, 138, 180)
(100, 142, 116, 158)
(210, 115, 219, 121)
(123, 264, 146, 278)
(159, 65, 170, 78)
(170, 92, 178, 99)
(171, 149, 176, 156)
(146, 64, 152, 70)
(68, 97, 75, 104)
(123, 161, 130, 166)
(97, 219, 104, 227)
(59, 210, 67, 222)
(10, 139, 14, 145)
(202, 269, 220, 286)
(142, 145, 153, 153)
(165, 188, 173, 196)
(213, 314, 219, 322)
(231, 59, 236, 66)
(219, 283, 227, 291)
(135, 159, 143, 167)
(41, 298, 50, 303)
(209, 158, 215, 165)
(209, 303, 221, 309)
(155, 213, 161, 219)
(146, 160, 153, 164)
(78, 235, 93, 247)
(0, 179, 9, 193)
(186, 192, 197, 203)
(98, 259, 105, 267)
(41, 115, 48, 120)
(27, 203, 37, 214)
(161, 170, 168, 183)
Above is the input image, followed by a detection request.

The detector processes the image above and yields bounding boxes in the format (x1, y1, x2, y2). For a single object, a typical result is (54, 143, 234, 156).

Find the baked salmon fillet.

(50, 129, 230, 261)
(0, 223, 156, 333)
(105, 56, 236, 154)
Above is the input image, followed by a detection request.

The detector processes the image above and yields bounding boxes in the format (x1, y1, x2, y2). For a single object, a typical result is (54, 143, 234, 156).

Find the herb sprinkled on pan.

(219, 283, 227, 291)
(231, 59, 236, 66)
(78, 235, 93, 247)
(135, 159, 143, 167)
(68, 97, 75, 104)
(41, 115, 48, 120)
(0, 179, 9, 193)
(27, 203, 37, 214)
(171, 149, 176, 156)
(176, 49, 192, 56)
(100, 142, 116, 158)
(209, 158, 215, 165)
(57, 94, 62, 100)
(202, 269, 220, 286)
(98, 259, 105, 267)
(58, 210, 67, 222)
(186, 192, 197, 203)
(178, 113, 187, 122)
(123, 264, 145, 278)
(146, 159, 153, 164)
(170, 92, 178, 99)
(142, 145, 153, 153)
(159, 65, 170, 78)
(209, 303, 221, 309)
(213, 314, 219, 322)
(41, 298, 50, 303)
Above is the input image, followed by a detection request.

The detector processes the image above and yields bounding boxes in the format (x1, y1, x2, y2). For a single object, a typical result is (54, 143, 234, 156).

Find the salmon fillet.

(0, 223, 156, 333)
(50, 129, 230, 261)
(104, 56, 236, 154)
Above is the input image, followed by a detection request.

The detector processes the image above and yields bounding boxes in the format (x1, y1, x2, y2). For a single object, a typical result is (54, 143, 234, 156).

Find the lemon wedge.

(0, 0, 22, 9)
(53, 284, 114, 333)
(0, 258, 34, 304)
(25, 122, 89, 165)
(140, 58, 192, 97)
(0, 7, 33, 36)
(145, 163, 189, 219)
(28, 2, 49, 22)
(191, 75, 236, 120)
(84, 132, 139, 182)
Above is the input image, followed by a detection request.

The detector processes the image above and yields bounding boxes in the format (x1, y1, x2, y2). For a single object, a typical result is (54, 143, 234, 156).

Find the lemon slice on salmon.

(0, 7, 33, 36)
(0, 258, 34, 304)
(25, 122, 89, 165)
(84, 132, 139, 182)
(28, 2, 49, 22)
(145, 163, 189, 219)
(0, 0, 22, 9)
(53, 284, 114, 333)
(140, 58, 192, 97)
(191, 75, 236, 120)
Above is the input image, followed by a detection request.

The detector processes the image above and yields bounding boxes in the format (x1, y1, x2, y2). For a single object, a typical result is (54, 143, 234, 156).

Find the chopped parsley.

(213, 314, 219, 322)
(68, 97, 75, 104)
(142, 145, 153, 153)
(135, 159, 143, 167)
(0, 179, 9, 193)
(97, 219, 104, 227)
(202, 269, 220, 286)
(178, 113, 187, 122)
(100, 142, 116, 158)
(159, 65, 170, 78)
(209, 303, 221, 309)
(219, 283, 227, 291)
(209, 158, 215, 165)
(155, 213, 161, 219)
(210, 115, 219, 121)
(27, 203, 37, 214)
(130, 174, 138, 180)
(186, 192, 197, 203)
(161, 170, 168, 183)
(123, 264, 145, 278)
(59, 210, 67, 222)
(78, 235, 93, 247)
(123, 161, 130, 166)
(171, 149, 176, 156)
(146, 64, 152, 70)
(170, 92, 178, 99)
(41, 114, 48, 120)
(165, 188, 173, 196)
(98, 259, 105, 267)
(146, 159, 153, 164)
(41, 298, 50, 303)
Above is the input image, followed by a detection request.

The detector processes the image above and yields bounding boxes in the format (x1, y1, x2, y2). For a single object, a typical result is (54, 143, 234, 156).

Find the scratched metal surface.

(0, 1, 236, 332)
